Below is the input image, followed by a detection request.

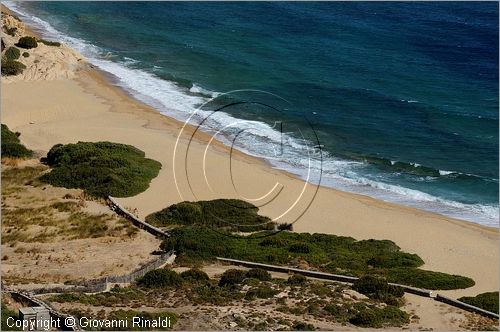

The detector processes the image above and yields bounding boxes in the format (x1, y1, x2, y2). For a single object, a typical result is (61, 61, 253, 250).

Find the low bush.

(16, 36, 38, 49)
(190, 283, 244, 305)
(349, 305, 409, 328)
(291, 321, 316, 331)
(1, 60, 26, 76)
(180, 268, 209, 282)
(289, 242, 311, 253)
(277, 223, 293, 231)
(218, 269, 247, 287)
(353, 275, 404, 305)
(458, 292, 499, 314)
(22, 52, 29, 58)
(38, 39, 61, 47)
(40, 141, 161, 198)
(137, 269, 182, 288)
(288, 274, 307, 285)
(5, 27, 17, 36)
(246, 268, 271, 281)
(386, 268, 475, 290)
(259, 237, 288, 247)
(160, 225, 475, 290)
(245, 286, 279, 299)
(146, 199, 274, 232)
(1, 124, 32, 158)
(5, 47, 20, 60)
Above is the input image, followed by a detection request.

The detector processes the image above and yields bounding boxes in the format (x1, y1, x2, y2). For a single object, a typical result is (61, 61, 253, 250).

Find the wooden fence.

(216, 257, 499, 319)
(107, 196, 170, 238)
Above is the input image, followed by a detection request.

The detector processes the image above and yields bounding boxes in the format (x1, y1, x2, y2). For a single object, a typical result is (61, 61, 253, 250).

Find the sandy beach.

(1, 5, 498, 302)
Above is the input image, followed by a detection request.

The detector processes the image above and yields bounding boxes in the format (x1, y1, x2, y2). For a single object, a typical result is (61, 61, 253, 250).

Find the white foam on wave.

(190, 83, 221, 98)
(439, 170, 455, 176)
(7, 2, 499, 227)
(318, 171, 499, 227)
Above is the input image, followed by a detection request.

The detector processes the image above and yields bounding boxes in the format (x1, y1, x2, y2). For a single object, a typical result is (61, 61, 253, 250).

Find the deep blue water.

(10, 2, 499, 225)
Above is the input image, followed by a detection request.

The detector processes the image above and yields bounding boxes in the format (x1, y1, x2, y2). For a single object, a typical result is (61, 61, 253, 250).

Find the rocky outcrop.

(1, 9, 90, 82)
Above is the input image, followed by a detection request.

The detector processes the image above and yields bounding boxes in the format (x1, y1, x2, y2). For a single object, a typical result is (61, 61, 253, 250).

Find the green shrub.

(349, 305, 409, 328)
(5, 27, 17, 36)
(353, 275, 404, 305)
(160, 225, 474, 290)
(277, 223, 293, 231)
(180, 268, 210, 282)
(146, 199, 274, 232)
(367, 252, 424, 268)
(289, 242, 311, 253)
(458, 292, 499, 314)
(288, 274, 307, 285)
(159, 237, 177, 252)
(1, 124, 32, 158)
(190, 283, 244, 305)
(291, 321, 316, 331)
(1, 60, 26, 76)
(259, 237, 288, 247)
(22, 52, 29, 58)
(245, 286, 279, 300)
(137, 269, 182, 288)
(40, 141, 161, 198)
(16, 36, 38, 49)
(38, 39, 61, 47)
(246, 268, 271, 281)
(387, 268, 475, 290)
(324, 303, 349, 317)
(5, 47, 20, 60)
(218, 269, 247, 287)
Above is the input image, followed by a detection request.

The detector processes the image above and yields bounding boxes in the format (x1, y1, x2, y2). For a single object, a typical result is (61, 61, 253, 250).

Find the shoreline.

(1, 4, 498, 298)
(83, 63, 499, 236)
(3, 2, 497, 228)
(87, 66, 498, 235)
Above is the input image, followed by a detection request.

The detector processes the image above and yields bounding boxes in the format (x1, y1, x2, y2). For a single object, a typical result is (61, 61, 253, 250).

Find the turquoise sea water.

(8, 2, 498, 226)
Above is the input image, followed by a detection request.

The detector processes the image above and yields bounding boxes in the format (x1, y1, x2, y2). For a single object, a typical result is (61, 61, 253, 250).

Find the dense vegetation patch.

(5, 46, 20, 60)
(349, 304, 409, 328)
(179, 268, 209, 282)
(160, 225, 474, 290)
(246, 268, 271, 281)
(1, 60, 26, 76)
(40, 142, 161, 198)
(459, 292, 499, 314)
(38, 39, 61, 47)
(1, 124, 32, 158)
(137, 269, 183, 288)
(218, 269, 247, 287)
(353, 275, 404, 306)
(146, 199, 274, 232)
(16, 36, 37, 49)
(49, 269, 413, 329)
(4, 27, 17, 37)
(385, 268, 474, 290)
(245, 285, 279, 299)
